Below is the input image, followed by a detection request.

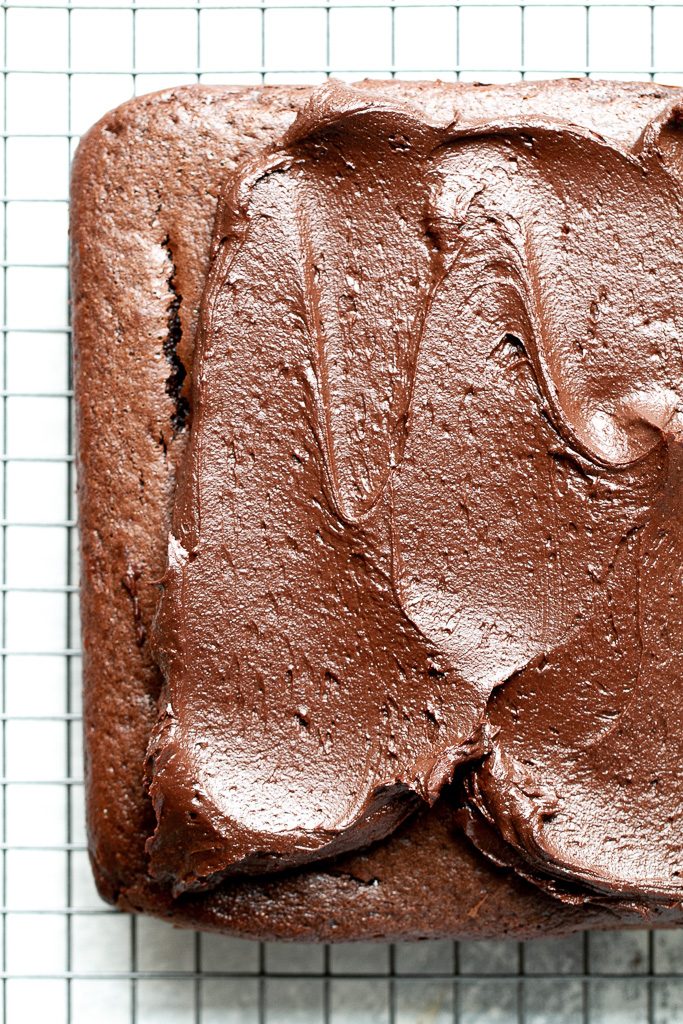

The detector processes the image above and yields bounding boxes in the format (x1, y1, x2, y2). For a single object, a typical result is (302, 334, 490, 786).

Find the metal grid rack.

(1, 0, 683, 1020)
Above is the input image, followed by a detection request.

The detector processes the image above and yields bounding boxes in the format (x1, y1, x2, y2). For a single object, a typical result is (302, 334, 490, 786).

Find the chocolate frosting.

(148, 81, 683, 903)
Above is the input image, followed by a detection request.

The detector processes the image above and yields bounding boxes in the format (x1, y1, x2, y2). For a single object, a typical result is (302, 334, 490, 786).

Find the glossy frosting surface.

(147, 81, 683, 902)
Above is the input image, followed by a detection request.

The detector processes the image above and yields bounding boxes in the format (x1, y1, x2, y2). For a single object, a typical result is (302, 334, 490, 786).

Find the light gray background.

(2, 0, 682, 1019)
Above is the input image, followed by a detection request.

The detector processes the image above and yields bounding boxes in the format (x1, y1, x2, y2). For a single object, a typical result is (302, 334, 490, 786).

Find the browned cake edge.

(71, 78, 683, 940)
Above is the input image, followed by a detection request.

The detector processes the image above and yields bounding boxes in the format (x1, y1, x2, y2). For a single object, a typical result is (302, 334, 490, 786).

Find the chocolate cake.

(72, 78, 683, 940)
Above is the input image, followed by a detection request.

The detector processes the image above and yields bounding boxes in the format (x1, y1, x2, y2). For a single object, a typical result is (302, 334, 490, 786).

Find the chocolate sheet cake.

(72, 78, 683, 940)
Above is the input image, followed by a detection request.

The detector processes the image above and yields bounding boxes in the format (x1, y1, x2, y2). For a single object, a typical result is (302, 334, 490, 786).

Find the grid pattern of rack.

(1, 0, 683, 1021)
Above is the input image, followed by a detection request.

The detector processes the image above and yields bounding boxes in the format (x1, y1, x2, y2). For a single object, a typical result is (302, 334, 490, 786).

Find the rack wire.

(1, 0, 683, 1020)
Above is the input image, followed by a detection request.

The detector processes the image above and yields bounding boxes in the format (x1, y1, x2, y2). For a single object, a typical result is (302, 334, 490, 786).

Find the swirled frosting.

(147, 81, 683, 902)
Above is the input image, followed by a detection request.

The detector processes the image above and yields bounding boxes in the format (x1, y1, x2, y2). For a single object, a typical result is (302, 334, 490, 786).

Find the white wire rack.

(2, 0, 683, 1021)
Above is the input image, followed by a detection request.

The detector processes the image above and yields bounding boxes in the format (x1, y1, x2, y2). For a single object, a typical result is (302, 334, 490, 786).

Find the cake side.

(72, 78, 683, 939)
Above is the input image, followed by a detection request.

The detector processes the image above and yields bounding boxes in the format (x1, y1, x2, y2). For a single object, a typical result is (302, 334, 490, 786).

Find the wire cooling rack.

(2, 0, 683, 1021)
